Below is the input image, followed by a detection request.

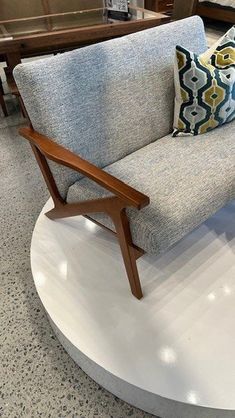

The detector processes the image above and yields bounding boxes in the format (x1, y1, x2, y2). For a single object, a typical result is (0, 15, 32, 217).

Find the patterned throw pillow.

(173, 26, 235, 137)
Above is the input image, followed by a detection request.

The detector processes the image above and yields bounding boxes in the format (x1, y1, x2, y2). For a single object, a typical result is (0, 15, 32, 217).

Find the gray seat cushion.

(67, 121, 235, 255)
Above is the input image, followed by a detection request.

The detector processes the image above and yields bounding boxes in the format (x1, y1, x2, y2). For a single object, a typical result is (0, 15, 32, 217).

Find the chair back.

(14, 16, 207, 198)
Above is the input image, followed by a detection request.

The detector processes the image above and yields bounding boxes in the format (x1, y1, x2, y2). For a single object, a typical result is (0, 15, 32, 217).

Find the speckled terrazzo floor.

(0, 99, 155, 418)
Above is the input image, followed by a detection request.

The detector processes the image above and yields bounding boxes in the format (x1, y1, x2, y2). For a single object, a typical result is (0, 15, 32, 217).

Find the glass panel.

(0, 20, 49, 38)
(0, 2, 159, 40)
(0, 0, 45, 20)
(48, 0, 104, 13)
(130, 0, 145, 7)
(50, 9, 106, 31)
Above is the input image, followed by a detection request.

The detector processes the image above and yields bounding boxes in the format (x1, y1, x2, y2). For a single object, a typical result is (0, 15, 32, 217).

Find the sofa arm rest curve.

(19, 126, 150, 210)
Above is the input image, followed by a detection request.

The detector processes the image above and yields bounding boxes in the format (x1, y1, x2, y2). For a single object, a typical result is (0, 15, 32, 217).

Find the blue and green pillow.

(173, 26, 235, 137)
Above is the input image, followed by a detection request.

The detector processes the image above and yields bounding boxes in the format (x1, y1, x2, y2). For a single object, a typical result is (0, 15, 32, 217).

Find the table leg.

(0, 78, 8, 117)
(6, 50, 21, 74)
(5, 50, 25, 116)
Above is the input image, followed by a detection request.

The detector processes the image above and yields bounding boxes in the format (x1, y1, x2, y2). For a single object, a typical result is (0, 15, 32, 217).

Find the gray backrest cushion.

(14, 16, 207, 199)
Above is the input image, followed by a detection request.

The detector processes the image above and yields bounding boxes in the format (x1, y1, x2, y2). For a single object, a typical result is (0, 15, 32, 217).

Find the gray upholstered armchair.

(14, 16, 235, 299)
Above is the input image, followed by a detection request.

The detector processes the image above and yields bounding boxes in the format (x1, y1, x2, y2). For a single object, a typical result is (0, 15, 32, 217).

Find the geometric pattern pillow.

(173, 26, 235, 136)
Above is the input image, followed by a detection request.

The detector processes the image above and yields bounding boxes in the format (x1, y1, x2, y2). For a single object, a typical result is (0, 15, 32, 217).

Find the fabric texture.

(173, 26, 235, 137)
(67, 121, 235, 255)
(14, 16, 207, 198)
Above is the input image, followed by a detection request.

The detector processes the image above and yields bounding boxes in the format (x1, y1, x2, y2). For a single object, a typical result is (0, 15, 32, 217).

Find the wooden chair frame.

(20, 126, 150, 299)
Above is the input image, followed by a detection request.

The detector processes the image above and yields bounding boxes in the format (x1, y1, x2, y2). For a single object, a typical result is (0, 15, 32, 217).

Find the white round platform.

(31, 199, 235, 418)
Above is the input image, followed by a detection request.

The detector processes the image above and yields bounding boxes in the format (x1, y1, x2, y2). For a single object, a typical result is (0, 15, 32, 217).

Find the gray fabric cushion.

(14, 16, 207, 198)
(67, 121, 235, 255)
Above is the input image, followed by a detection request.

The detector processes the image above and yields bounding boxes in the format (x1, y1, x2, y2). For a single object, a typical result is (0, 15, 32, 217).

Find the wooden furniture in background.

(145, 0, 174, 14)
(171, 0, 235, 23)
(194, 0, 235, 24)
(149, 0, 235, 22)
(145, 0, 196, 21)
(172, 0, 197, 20)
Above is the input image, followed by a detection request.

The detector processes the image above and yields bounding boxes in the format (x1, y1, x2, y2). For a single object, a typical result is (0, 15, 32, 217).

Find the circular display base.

(31, 199, 235, 418)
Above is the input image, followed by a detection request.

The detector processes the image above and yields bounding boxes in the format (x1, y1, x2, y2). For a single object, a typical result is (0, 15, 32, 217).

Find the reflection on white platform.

(31, 199, 235, 418)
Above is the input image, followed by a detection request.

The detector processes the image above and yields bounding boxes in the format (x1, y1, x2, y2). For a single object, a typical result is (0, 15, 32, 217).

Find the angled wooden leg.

(112, 209, 143, 300)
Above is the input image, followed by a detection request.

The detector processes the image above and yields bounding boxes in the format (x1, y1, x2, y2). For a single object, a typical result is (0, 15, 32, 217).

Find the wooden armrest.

(19, 127, 150, 210)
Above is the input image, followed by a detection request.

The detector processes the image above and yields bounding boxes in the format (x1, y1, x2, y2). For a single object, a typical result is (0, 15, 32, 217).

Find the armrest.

(19, 127, 150, 210)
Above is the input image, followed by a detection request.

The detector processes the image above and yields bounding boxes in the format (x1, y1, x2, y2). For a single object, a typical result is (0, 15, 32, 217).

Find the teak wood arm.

(19, 126, 150, 210)
(19, 125, 148, 299)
